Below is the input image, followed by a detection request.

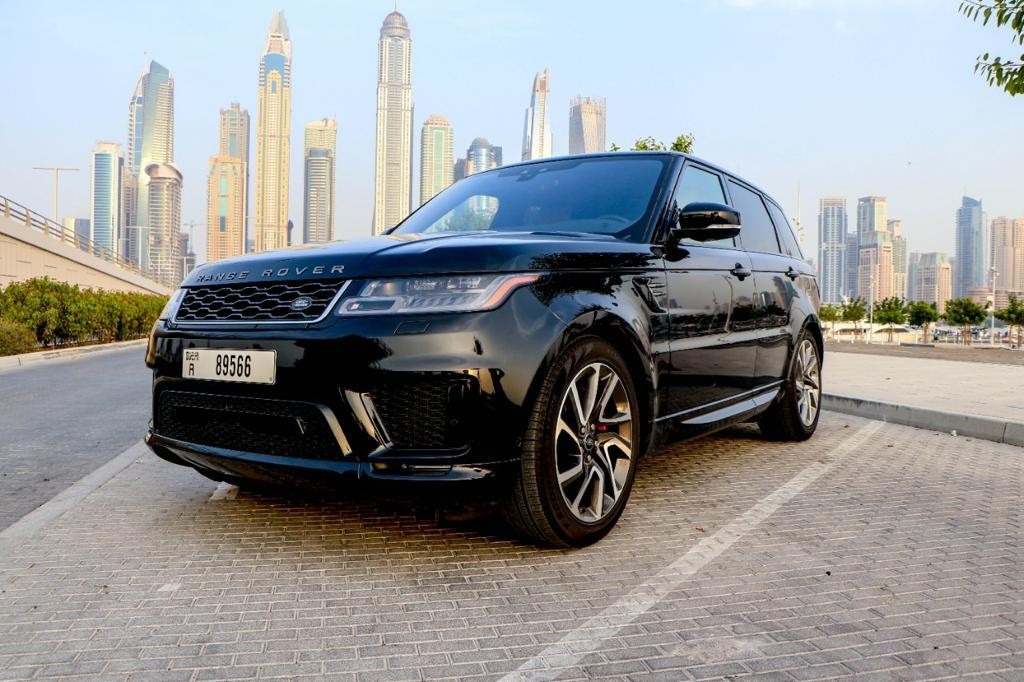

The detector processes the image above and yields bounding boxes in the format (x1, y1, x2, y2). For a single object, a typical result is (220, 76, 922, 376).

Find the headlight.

(159, 288, 186, 320)
(336, 273, 539, 316)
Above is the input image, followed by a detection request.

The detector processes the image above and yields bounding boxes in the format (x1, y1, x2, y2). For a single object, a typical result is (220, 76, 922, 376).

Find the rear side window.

(766, 201, 803, 260)
(672, 165, 734, 247)
(727, 180, 780, 254)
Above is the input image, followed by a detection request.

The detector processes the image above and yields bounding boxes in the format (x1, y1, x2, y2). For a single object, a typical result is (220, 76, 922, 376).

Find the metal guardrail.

(1, 193, 153, 280)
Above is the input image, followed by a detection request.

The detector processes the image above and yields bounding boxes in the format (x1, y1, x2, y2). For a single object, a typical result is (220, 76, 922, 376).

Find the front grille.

(371, 378, 472, 449)
(175, 280, 345, 323)
(156, 390, 344, 460)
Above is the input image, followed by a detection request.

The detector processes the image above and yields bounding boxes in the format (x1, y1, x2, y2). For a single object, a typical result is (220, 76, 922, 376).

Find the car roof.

(481, 151, 781, 209)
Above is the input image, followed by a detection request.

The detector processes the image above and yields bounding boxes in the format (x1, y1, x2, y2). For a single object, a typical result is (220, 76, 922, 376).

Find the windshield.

(392, 155, 671, 241)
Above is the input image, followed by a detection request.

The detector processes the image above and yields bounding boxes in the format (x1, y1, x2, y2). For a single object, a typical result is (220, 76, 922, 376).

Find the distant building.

(857, 196, 887, 245)
(206, 103, 250, 263)
(89, 142, 124, 256)
(990, 216, 1024, 293)
(453, 158, 467, 182)
(419, 114, 453, 205)
(179, 231, 196, 278)
(145, 162, 183, 286)
(845, 233, 860, 299)
(62, 217, 90, 251)
(568, 96, 606, 154)
(466, 137, 500, 176)
(817, 197, 847, 304)
(858, 235, 894, 304)
(522, 69, 552, 161)
(373, 10, 413, 234)
(907, 252, 921, 301)
(254, 11, 292, 252)
(126, 60, 174, 268)
(914, 252, 953, 313)
(955, 196, 988, 298)
(302, 118, 337, 244)
(889, 219, 908, 301)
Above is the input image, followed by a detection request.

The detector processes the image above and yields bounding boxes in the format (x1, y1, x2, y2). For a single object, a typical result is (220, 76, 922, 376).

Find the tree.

(841, 297, 867, 338)
(959, 1, 1024, 96)
(874, 297, 907, 343)
(995, 292, 1024, 348)
(943, 297, 987, 345)
(906, 300, 940, 343)
(818, 303, 840, 339)
(610, 133, 695, 154)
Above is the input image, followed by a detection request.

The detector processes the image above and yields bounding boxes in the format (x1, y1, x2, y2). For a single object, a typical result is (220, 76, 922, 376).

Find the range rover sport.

(145, 152, 823, 547)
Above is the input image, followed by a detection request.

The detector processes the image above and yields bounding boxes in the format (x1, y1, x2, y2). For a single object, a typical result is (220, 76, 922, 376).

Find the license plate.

(182, 349, 277, 384)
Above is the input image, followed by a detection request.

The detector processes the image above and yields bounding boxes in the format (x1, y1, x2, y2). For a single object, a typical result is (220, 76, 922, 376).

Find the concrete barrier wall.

(0, 214, 171, 296)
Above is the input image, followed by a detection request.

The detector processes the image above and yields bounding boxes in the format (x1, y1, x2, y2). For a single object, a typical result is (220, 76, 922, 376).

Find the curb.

(824, 393, 1024, 448)
(0, 338, 147, 372)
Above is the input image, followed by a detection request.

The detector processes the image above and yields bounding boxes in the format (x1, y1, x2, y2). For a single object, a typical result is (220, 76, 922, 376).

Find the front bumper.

(144, 287, 565, 492)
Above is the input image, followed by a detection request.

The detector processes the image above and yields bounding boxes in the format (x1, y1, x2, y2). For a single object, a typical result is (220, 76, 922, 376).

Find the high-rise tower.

(254, 11, 292, 252)
(816, 197, 847, 304)
(522, 69, 552, 161)
(206, 103, 250, 262)
(568, 96, 606, 154)
(126, 59, 174, 268)
(419, 114, 454, 205)
(90, 142, 124, 255)
(955, 196, 988, 298)
(303, 118, 337, 244)
(145, 162, 183, 286)
(373, 10, 413, 234)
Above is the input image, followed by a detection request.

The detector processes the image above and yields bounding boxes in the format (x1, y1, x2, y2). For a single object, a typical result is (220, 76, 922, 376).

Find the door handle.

(785, 266, 800, 281)
(729, 263, 752, 280)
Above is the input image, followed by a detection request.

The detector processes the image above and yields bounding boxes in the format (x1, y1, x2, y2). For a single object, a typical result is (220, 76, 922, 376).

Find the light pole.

(32, 166, 79, 224)
(867, 257, 876, 345)
(991, 266, 999, 347)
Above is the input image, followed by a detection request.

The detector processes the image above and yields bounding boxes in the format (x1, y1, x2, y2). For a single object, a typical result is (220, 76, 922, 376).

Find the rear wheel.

(758, 332, 821, 441)
(502, 338, 639, 547)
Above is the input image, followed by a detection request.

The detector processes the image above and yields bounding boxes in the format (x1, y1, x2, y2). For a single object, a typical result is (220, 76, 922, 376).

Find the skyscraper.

(817, 197, 847, 304)
(845, 232, 860, 298)
(145, 162, 183, 286)
(522, 69, 552, 161)
(955, 196, 988, 297)
(568, 96, 606, 154)
(254, 11, 292, 252)
(206, 103, 249, 263)
(373, 10, 413, 234)
(419, 114, 454, 205)
(466, 137, 500, 176)
(990, 216, 1024, 293)
(89, 142, 124, 255)
(889, 219, 908, 301)
(914, 252, 953, 313)
(907, 252, 921, 301)
(126, 59, 174, 268)
(857, 196, 887, 245)
(858, 236, 894, 304)
(303, 118, 337, 243)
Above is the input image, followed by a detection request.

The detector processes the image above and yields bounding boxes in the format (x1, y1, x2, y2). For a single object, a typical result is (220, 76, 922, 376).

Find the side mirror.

(673, 202, 741, 242)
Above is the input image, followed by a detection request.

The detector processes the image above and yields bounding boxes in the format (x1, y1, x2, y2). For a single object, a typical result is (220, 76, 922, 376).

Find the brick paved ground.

(1, 413, 1022, 681)
(824, 352, 1024, 423)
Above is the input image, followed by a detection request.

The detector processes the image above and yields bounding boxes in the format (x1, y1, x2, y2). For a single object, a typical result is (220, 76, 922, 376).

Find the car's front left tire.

(502, 337, 640, 547)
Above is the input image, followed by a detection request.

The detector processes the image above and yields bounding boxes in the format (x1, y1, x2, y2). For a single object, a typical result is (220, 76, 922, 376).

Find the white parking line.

(208, 482, 238, 501)
(500, 419, 884, 682)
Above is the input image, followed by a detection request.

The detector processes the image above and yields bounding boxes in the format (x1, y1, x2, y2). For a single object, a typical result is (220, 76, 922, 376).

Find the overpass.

(0, 194, 171, 296)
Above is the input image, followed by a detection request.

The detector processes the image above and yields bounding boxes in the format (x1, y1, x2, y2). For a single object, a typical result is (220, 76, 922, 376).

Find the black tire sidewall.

(528, 338, 640, 546)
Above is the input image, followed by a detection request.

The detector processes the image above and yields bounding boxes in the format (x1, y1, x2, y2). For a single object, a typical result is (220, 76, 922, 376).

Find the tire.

(502, 337, 641, 547)
(758, 330, 822, 441)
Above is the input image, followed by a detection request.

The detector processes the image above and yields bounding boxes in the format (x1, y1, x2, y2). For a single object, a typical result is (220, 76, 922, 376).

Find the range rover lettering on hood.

(193, 264, 345, 283)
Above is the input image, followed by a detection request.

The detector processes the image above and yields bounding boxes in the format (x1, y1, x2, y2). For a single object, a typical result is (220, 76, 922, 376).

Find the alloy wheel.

(794, 339, 820, 426)
(554, 362, 634, 523)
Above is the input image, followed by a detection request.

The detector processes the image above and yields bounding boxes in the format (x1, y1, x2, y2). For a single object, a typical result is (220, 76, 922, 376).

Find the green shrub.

(0, 319, 38, 356)
(0, 278, 168, 347)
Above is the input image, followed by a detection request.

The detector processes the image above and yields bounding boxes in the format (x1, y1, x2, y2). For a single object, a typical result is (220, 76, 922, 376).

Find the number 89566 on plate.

(183, 349, 276, 384)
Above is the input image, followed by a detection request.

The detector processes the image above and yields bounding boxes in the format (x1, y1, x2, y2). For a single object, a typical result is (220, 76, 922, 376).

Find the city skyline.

(4, 1, 1023, 266)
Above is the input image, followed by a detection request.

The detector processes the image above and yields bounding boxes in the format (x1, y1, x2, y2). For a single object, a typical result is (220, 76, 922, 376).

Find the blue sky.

(2, 0, 1022, 261)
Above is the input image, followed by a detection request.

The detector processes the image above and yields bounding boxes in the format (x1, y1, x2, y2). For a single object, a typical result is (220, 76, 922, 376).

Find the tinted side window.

(672, 165, 734, 247)
(766, 201, 803, 260)
(727, 180, 780, 254)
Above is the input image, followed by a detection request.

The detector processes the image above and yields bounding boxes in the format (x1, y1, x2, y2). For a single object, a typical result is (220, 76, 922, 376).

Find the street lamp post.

(991, 266, 999, 347)
(32, 166, 79, 224)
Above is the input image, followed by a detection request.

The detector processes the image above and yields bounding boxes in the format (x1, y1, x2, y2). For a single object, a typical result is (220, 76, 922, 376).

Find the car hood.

(183, 231, 662, 285)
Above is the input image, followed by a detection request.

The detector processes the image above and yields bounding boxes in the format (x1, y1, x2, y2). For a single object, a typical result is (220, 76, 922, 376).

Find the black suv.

(146, 152, 822, 546)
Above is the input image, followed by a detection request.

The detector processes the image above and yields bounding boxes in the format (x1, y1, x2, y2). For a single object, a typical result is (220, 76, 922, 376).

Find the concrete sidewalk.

(823, 351, 1024, 446)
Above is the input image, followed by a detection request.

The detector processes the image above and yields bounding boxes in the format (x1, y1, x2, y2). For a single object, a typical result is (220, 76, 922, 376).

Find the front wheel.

(758, 332, 822, 441)
(502, 338, 640, 547)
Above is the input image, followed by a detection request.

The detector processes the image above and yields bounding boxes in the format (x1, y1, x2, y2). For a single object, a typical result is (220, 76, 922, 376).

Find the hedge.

(0, 319, 36, 356)
(0, 278, 168, 348)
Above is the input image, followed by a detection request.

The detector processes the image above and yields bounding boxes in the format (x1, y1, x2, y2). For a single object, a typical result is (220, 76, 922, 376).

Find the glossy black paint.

(146, 152, 822, 493)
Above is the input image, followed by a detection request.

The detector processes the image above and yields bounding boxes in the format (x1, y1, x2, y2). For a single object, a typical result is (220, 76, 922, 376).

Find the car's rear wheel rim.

(794, 339, 820, 426)
(554, 362, 634, 523)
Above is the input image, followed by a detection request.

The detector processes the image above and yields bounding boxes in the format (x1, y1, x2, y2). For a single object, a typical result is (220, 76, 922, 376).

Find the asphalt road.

(0, 346, 151, 530)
